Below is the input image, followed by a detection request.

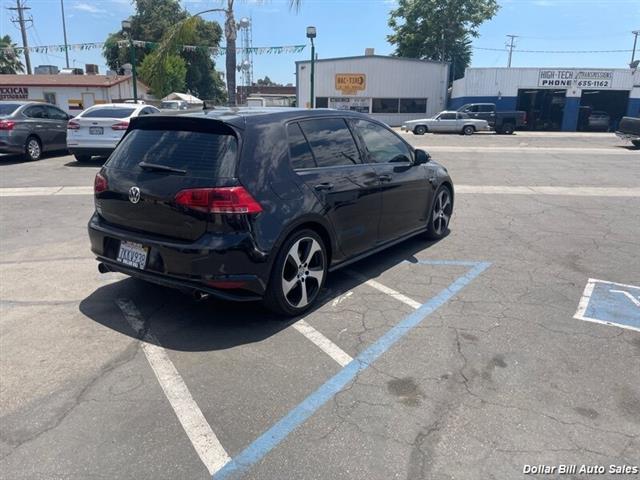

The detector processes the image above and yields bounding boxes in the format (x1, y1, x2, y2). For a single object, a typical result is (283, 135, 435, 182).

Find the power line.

(473, 46, 633, 53)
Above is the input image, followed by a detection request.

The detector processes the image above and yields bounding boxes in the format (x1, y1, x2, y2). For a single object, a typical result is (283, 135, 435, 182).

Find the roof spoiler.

(127, 115, 238, 137)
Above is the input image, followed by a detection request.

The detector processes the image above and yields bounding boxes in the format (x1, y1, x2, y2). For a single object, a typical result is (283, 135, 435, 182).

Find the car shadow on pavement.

(79, 234, 443, 352)
(64, 157, 108, 167)
(0, 150, 69, 166)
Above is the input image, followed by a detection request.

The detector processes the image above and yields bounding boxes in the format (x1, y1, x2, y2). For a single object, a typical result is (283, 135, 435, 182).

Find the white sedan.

(66, 103, 159, 162)
(401, 111, 490, 135)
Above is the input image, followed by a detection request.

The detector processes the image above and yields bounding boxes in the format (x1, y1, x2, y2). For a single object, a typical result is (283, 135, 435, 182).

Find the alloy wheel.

(281, 236, 325, 309)
(432, 188, 452, 235)
(27, 138, 41, 160)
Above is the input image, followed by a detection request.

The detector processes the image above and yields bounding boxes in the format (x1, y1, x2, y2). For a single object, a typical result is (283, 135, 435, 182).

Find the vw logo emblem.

(128, 186, 141, 204)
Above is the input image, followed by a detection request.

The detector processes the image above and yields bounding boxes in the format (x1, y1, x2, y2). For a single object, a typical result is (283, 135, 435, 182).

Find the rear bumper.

(0, 133, 25, 154)
(68, 147, 115, 158)
(88, 213, 270, 300)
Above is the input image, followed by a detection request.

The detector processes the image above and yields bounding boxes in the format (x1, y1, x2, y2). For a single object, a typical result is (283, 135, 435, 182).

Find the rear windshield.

(82, 107, 136, 118)
(0, 104, 20, 116)
(106, 128, 238, 178)
(160, 102, 179, 109)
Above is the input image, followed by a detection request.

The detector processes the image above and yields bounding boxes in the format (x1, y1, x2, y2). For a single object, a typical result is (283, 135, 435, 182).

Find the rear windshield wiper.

(138, 162, 186, 175)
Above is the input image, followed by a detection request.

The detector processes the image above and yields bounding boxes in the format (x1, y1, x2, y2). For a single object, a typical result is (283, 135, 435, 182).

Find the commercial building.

(0, 74, 151, 113)
(296, 50, 449, 126)
(450, 67, 640, 131)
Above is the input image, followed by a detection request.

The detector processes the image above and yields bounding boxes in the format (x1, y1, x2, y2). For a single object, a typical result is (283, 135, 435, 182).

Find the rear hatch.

(96, 116, 239, 241)
(71, 106, 137, 143)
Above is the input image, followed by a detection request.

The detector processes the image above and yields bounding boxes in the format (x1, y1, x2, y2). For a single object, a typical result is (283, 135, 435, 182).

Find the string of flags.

(0, 41, 306, 56)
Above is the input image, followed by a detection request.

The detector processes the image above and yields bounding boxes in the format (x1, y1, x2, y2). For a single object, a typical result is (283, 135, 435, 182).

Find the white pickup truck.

(401, 111, 490, 135)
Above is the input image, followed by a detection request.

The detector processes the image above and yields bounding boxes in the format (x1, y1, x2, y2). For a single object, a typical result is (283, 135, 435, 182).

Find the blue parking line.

(213, 261, 490, 480)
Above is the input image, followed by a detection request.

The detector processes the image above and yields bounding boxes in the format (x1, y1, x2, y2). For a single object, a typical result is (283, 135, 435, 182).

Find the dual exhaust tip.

(97, 262, 210, 301)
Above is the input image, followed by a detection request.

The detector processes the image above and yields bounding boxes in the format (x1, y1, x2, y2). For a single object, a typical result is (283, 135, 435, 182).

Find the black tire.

(502, 123, 515, 135)
(462, 125, 475, 136)
(263, 229, 328, 317)
(425, 185, 453, 240)
(74, 154, 92, 162)
(632, 140, 640, 148)
(24, 136, 42, 161)
(413, 125, 427, 135)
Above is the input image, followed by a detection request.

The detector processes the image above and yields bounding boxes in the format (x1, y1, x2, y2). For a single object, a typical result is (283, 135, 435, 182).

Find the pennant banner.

(0, 41, 305, 56)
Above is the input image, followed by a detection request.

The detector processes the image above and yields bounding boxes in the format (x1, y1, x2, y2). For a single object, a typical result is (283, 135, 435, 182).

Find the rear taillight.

(111, 121, 129, 130)
(174, 187, 263, 214)
(94, 172, 108, 194)
(67, 120, 80, 130)
(0, 120, 15, 130)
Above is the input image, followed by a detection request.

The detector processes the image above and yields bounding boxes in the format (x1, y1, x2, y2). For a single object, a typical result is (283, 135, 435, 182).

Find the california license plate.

(116, 241, 148, 269)
(89, 127, 103, 135)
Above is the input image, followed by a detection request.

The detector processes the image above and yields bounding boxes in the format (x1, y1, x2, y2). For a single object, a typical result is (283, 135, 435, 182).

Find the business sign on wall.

(335, 74, 366, 95)
(0, 87, 29, 100)
(538, 70, 613, 89)
(328, 97, 370, 113)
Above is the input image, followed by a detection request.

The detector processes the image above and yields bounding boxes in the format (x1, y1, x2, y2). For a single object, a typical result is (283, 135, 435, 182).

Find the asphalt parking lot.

(1, 131, 639, 479)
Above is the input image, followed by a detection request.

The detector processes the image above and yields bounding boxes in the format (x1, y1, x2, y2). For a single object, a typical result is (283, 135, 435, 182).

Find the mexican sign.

(335, 74, 366, 95)
(538, 69, 613, 89)
(0, 87, 29, 100)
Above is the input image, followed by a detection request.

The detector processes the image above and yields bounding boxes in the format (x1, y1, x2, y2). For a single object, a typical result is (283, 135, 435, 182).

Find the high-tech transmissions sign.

(538, 69, 614, 89)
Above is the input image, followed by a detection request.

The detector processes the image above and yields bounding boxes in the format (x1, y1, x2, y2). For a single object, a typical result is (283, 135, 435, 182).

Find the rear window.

(0, 104, 20, 116)
(82, 107, 136, 118)
(106, 128, 237, 178)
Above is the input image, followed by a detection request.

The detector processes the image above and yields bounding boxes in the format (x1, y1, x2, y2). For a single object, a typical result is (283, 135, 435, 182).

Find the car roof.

(155, 107, 373, 129)
(85, 103, 144, 109)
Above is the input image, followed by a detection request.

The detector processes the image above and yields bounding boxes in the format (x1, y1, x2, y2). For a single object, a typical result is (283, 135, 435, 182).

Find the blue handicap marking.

(574, 278, 640, 332)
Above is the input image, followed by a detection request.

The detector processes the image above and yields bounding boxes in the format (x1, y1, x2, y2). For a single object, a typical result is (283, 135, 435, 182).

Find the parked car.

(89, 109, 454, 316)
(66, 103, 160, 162)
(587, 111, 611, 131)
(615, 116, 640, 147)
(0, 101, 72, 161)
(401, 111, 489, 135)
(160, 100, 190, 110)
(456, 103, 527, 134)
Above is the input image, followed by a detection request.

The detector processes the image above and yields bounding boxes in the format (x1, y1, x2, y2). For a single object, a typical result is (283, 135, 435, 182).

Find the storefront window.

(372, 98, 399, 113)
(399, 98, 427, 113)
(315, 97, 329, 108)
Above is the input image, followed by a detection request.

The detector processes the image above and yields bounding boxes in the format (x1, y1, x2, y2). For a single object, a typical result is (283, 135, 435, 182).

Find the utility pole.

(506, 34, 518, 68)
(8, 0, 33, 74)
(60, 0, 69, 68)
(631, 30, 640, 65)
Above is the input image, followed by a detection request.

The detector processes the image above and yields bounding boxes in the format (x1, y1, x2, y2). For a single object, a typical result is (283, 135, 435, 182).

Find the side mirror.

(414, 149, 430, 165)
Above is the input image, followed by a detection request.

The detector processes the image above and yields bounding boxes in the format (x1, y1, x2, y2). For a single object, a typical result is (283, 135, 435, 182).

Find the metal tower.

(237, 17, 253, 103)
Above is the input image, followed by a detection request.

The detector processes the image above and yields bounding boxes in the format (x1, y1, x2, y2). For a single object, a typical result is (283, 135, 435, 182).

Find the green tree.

(256, 75, 278, 86)
(152, 0, 302, 105)
(102, 0, 226, 103)
(0, 35, 25, 74)
(388, 0, 499, 80)
(139, 51, 187, 98)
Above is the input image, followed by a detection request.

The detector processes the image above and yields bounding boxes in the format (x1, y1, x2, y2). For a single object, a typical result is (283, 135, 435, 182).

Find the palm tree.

(0, 35, 25, 74)
(153, 0, 302, 105)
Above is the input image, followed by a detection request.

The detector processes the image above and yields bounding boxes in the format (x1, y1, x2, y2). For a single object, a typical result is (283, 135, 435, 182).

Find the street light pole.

(60, 0, 69, 68)
(306, 26, 316, 109)
(121, 18, 138, 103)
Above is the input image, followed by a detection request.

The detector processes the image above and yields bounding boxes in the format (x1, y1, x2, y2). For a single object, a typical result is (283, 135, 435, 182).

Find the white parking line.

(346, 270, 422, 310)
(115, 299, 230, 475)
(455, 185, 640, 197)
(292, 320, 353, 367)
(0, 186, 93, 197)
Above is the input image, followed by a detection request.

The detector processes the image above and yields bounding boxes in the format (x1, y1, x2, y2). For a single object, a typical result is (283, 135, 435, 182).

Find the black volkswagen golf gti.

(89, 108, 454, 316)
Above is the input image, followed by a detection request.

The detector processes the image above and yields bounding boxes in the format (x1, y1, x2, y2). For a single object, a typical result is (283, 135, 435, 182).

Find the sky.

(1, 0, 639, 85)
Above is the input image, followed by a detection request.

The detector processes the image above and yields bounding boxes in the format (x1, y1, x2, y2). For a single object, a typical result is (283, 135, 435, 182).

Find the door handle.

(314, 182, 334, 191)
(378, 174, 392, 182)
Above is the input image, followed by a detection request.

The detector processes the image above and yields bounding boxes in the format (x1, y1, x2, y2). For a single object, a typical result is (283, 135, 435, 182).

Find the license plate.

(89, 127, 104, 135)
(116, 241, 148, 269)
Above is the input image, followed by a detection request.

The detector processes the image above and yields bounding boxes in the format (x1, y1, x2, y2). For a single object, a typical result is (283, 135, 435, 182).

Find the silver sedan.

(401, 111, 490, 135)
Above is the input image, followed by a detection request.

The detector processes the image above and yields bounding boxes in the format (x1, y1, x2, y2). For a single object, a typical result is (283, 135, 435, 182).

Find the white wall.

(297, 56, 449, 126)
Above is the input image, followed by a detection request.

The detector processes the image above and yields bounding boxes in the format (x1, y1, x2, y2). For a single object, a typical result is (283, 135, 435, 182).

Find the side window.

(24, 105, 46, 119)
(298, 118, 361, 168)
(45, 106, 68, 120)
(287, 123, 316, 170)
(315, 97, 328, 108)
(468, 105, 479, 113)
(479, 105, 494, 113)
(353, 120, 412, 163)
(440, 113, 456, 120)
